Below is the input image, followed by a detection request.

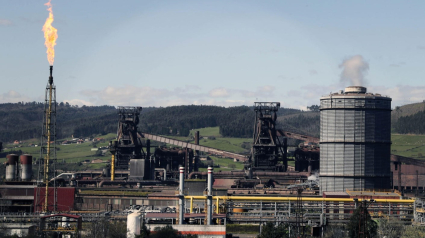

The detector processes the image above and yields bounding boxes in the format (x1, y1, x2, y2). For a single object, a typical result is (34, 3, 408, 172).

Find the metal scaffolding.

(247, 102, 286, 176)
(36, 66, 57, 213)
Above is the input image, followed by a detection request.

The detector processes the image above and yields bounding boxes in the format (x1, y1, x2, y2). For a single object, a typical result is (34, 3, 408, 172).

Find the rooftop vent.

(345, 86, 366, 93)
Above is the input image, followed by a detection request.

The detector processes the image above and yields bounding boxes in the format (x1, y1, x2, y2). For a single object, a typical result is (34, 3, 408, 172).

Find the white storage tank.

(5, 154, 19, 181)
(127, 212, 141, 238)
(20, 154, 33, 181)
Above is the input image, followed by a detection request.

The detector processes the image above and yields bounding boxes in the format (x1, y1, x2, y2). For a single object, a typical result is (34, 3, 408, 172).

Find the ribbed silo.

(319, 86, 392, 192)
(5, 154, 19, 181)
(20, 154, 33, 181)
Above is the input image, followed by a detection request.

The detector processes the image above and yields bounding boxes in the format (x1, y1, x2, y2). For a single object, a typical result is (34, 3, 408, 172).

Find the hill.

(391, 101, 425, 123)
(0, 103, 316, 142)
(4, 100, 425, 144)
(392, 101, 425, 134)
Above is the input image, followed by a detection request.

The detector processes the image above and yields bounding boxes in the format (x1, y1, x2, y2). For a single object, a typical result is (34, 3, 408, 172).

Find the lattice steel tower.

(36, 66, 57, 212)
(246, 102, 285, 176)
(109, 106, 151, 180)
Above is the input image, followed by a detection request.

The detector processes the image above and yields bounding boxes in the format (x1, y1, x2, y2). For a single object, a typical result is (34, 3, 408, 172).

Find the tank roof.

(321, 86, 391, 99)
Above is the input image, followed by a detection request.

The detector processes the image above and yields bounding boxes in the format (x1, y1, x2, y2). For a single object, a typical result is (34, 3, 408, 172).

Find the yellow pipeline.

(216, 197, 219, 214)
(190, 197, 193, 213)
(111, 154, 115, 181)
(185, 196, 414, 204)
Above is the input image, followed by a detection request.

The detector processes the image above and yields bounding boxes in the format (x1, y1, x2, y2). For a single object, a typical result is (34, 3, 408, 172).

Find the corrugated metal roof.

(0, 185, 36, 188)
(0, 196, 33, 200)
(347, 191, 400, 197)
(214, 179, 235, 188)
(323, 191, 349, 198)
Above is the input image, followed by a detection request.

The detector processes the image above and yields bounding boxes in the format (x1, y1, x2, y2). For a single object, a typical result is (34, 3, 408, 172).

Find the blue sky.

(1, 0, 424, 109)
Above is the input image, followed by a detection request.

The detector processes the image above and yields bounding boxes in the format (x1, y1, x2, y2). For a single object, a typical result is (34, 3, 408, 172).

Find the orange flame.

(42, 0, 58, 65)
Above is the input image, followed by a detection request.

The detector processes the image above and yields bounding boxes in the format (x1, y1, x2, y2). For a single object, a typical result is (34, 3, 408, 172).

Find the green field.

(4, 128, 425, 173)
(190, 127, 222, 137)
(391, 134, 425, 159)
(169, 127, 251, 154)
(0, 133, 117, 170)
(202, 155, 244, 171)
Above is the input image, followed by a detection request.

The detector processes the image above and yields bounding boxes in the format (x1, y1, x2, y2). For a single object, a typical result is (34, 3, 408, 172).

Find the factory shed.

(346, 190, 401, 200)
(0, 185, 35, 212)
(34, 187, 75, 212)
(323, 191, 350, 198)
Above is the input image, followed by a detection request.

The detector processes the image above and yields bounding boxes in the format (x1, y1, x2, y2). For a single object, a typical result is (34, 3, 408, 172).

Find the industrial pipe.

(185, 195, 415, 203)
(49, 173, 76, 182)
(97, 180, 175, 188)
(207, 166, 213, 225)
(188, 171, 309, 179)
(185, 195, 414, 216)
(111, 154, 115, 181)
(179, 166, 185, 225)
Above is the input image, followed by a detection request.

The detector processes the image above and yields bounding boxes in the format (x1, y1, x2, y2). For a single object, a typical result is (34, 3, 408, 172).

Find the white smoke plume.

(339, 55, 369, 86)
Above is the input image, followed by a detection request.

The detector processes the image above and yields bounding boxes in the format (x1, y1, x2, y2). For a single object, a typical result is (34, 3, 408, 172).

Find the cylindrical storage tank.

(103, 167, 110, 177)
(320, 86, 392, 192)
(127, 212, 141, 238)
(6, 154, 19, 181)
(20, 154, 33, 181)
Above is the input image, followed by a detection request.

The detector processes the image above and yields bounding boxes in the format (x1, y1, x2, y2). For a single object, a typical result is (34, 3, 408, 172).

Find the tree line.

(393, 110, 425, 134)
(0, 103, 314, 142)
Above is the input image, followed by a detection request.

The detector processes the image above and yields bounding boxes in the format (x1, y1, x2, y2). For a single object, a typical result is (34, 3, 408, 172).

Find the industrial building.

(320, 86, 392, 192)
(3, 76, 425, 237)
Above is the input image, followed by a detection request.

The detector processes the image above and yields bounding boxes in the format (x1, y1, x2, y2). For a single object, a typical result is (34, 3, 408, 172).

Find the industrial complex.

(1, 73, 425, 238)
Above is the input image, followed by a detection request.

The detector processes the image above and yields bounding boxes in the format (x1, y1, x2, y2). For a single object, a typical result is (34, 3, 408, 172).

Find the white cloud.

(368, 85, 425, 107)
(80, 86, 170, 106)
(0, 90, 31, 103)
(77, 85, 277, 107)
(63, 99, 94, 107)
(0, 19, 13, 26)
(209, 88, 230, 97)
(240, 86, 275, 98)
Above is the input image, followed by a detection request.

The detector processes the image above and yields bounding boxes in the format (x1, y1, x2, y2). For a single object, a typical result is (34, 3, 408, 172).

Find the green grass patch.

(199, 138, 250, 154)
(0, 133, 117, 164)
(190, 127, 221, 137)
(391, 134, 425, 159)
(165, 134, 250, 154)
(207, 156, 244, 171)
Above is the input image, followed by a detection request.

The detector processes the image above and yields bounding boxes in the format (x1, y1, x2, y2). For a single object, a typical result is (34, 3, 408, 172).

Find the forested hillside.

(391, 102, 425, 134)
(0, 103, 317, 142)
(3, 100, 425, 143)
(277, 112, 320, 138)
(0, 102, 117, 142)
(393, 110, 425, 134)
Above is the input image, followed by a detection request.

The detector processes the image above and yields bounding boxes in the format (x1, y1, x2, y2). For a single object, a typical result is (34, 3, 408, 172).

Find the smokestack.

(207, 166, 213, 225)
(49, 65, 53, 85)
(179, 166, 185, 225)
